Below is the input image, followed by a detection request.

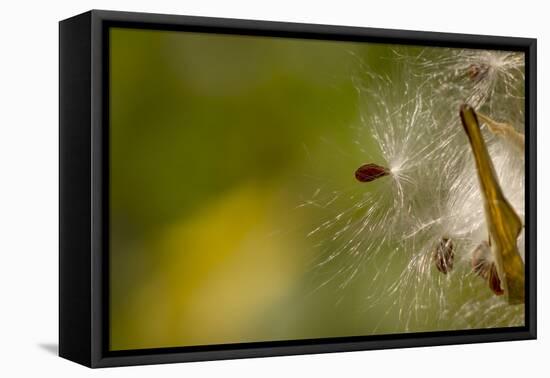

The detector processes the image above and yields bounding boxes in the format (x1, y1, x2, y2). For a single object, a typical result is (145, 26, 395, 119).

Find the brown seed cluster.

(355, 163, 389, 183)
(471, 241, 504, 296)
(433, 237, 454, 274)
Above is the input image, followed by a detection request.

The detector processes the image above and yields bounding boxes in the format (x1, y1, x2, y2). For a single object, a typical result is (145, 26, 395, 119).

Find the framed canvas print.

(59, 10, 536, 368)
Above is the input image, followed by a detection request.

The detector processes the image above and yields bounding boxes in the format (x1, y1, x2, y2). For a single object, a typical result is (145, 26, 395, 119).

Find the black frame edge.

(95, 330, 534, 368)
(59, 11, 93, 367)
(90, 10, 108, 368)
(88, 9, 536, 49)
(526, 38, 537, 339)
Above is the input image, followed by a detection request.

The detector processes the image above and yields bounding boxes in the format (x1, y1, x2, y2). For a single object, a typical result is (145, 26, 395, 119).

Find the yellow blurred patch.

(111, 182, 306, 350)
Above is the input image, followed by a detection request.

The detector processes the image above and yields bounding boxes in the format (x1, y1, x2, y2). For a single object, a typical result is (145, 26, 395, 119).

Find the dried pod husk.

(355, 163, 389, 183)
(433, 237, 454, 274)
(460, 104, 525, 304)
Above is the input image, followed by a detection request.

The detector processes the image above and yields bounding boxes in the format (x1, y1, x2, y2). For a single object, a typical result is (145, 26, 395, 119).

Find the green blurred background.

(108, 28, 511, 351)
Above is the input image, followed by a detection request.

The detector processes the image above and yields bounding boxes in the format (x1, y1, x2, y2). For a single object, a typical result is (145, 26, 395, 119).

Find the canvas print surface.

(109, 27, 526, 351)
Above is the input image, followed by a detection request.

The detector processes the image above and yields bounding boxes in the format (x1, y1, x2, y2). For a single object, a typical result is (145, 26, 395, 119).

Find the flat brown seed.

(471, 241, 491, 279)
(467, 63, 489, 83)
(488, 263, 504, 296)
(433, 237, 454, 274)
(471, 242, 504, 296)
(355, 163, 389, 183)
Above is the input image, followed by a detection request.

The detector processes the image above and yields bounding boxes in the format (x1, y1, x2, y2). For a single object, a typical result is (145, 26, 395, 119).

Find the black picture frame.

(59, 9, 537, 368)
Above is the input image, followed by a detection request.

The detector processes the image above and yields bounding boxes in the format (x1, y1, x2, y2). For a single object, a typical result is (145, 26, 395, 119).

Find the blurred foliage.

(109, 28, 511, 351)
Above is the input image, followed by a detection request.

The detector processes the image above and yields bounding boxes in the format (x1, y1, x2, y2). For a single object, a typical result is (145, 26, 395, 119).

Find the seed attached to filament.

(433, 237, 454, 274)
(471, 241, 504, 296)
(488, 264, 504, 296)
(471, 241, 491, 279)
(467, 63, 489, 83)
(355, 163, 389, 183)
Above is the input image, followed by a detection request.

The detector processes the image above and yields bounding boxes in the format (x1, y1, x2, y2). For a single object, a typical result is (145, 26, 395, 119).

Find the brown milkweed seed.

(433, 237, 454, 274)
(471, 241, 491, 279)
(355, 163, 390, 183)
(488, 263, 504, 296)
(471, 241, 504, 296)
(467, 63, 489, 83)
